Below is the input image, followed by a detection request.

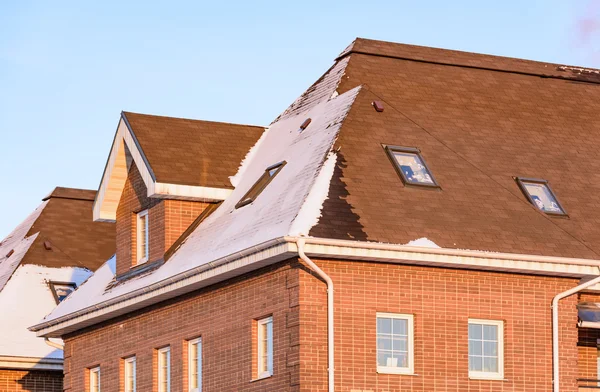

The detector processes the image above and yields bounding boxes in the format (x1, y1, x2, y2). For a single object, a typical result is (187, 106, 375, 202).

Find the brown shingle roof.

(310, 38, 600, 259)
(42, 186, 96, 201)
(122, 112, 265, 189)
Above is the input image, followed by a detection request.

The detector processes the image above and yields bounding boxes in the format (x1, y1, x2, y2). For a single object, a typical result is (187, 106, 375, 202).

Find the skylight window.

(49, 281, 76, 304)
(384, 145, 438, 187)
(235, 161, 286, 209)
(516, 177, 566, 216)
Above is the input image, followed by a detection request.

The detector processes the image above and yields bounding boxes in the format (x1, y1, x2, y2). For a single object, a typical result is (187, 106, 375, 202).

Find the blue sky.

(0, 0, 598, 238)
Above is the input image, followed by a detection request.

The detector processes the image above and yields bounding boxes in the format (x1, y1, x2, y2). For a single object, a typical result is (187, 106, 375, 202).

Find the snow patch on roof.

(0, 201, 47, 291)
(229, 127, 268, 188)
(0, 264, 90, 358)
(41, 86, 362, 325)
(289, 151, 337, 236)
(404, 237, 441, 249)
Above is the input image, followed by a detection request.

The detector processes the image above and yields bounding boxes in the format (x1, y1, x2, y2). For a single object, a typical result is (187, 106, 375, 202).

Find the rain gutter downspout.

(296, 238, 334, 392)
(44, 337, 64, 350)
(552, 271, 600, 392)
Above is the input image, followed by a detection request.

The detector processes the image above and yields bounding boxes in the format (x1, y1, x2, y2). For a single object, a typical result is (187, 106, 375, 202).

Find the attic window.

(235, 161, 286, 209)
(136, 210, 149, 264)
(384, 145, 439, 187)
(516, 177, 566, 216)
(49, 281, 76, 304)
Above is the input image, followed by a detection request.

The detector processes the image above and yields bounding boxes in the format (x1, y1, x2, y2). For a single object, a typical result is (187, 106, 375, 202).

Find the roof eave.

(30, 236, 600, 338)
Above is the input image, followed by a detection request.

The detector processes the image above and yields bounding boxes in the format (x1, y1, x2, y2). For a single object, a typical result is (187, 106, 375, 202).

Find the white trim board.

(93, 115, 233, 222)
(0, 356, 63, 371)
(30, 236, 600, 338)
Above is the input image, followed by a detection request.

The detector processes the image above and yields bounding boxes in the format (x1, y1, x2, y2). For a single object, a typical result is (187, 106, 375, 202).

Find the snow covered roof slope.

(36, 85, 362, 330)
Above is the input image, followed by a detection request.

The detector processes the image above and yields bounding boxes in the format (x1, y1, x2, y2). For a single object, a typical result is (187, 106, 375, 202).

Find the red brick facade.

(62, 256, 590, 392)
(115, 163, 209, 276)
(0, 369, 62, 392)
(63, 261, 299, 392)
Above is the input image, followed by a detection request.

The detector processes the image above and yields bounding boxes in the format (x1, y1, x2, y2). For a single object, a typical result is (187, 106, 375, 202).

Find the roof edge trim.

(0, 356, 63, 371)
(31, 236, 600, 337)
(336, 48, 600, 85)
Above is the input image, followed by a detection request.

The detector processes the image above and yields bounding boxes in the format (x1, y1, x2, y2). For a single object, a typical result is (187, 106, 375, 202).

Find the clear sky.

(0, 0, 598, 238)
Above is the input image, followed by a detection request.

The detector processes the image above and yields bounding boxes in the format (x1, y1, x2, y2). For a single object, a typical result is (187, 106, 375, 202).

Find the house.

(0, 187, 115, 392)
(30, 38, 600, 391)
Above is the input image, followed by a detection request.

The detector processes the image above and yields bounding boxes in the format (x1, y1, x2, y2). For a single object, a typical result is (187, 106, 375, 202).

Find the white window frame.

(89, 366, 101, 392)
(136, 210, 149, 265)
(158, 346, 171, 392)
(468, 318, 504, 380)
(257, 316, 273, 379)
(124, 356, 136, 392)
(188, 338, 202, 392)
(376, 312, 415, 375)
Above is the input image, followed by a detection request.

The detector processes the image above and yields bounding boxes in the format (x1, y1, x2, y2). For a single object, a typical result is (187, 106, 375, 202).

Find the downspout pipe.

(44, 337, 64, 350)
(552, 272, 600, 392)
(296, 238, 334, 392)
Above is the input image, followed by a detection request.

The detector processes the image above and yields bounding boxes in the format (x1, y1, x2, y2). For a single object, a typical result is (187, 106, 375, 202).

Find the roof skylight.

(516, 177, 566, 216)
(384, 145, 439, 187)
(235, 161, 286, 209)
(49, 281, 77, 304)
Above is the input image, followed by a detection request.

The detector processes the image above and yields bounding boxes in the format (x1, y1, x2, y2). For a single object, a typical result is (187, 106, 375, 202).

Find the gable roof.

(309, 38, 600, 258)
(93, 112, 265, 221)
(0, 187, 116, 291)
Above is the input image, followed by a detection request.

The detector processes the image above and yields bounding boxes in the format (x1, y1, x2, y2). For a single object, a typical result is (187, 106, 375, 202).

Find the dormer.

(93, 111, 264, 277)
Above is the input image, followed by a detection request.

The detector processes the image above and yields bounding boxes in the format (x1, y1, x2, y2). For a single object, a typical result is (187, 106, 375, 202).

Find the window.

(89, 366, 100, 392)
(257, 316, 273, 378)
(136, 210, 149, 264)
(158, 347, 171, 392)
(188, 338, 202, 392)
(49, 281, 76, 304)
(235, 162, 286, 209)
(376, 313, 414, 374)
(468, 319, 504, 379)
(384, 145, 438, 187)
(515, 177, 566, 216)
(124, 357, 136, 392)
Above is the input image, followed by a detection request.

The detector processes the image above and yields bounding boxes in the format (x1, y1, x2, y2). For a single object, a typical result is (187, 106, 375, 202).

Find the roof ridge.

(42, 187, 97, 202)
(121, 111, 266, 129)
(337, 37, 600, 84)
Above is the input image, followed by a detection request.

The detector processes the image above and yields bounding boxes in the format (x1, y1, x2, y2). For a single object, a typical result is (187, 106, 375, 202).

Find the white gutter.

(32, 236, 600, 338)
(0, 355, 63, 371)
(296, 238, 334, 392)
(552, 272, 600, 392)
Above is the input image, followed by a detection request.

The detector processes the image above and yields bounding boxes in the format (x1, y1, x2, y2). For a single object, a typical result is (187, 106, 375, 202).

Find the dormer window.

(49, 281, 76, 304)
(384, 145, 439, 187)
(137, 210, 149, 264)
(235, 162, 286, 209)
(516, 177, 566, 216)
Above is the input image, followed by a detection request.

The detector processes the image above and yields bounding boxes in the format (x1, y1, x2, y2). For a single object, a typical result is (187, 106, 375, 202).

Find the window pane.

(392, 151, 435, 185)
(377, 337, 392, 350)
(469, 355, 483, 371)
(378, 351, 392, 367)
(468, 323, 482, 340)
(392, 337, 407, 352)
(521, 181, 564, 214)
(484, 357, 498, 372)
(377, 318, 392, 334)
(483, 341, 498, 356)
(469, 340, 482, 356)
(483, 325, 498, 341)
(392, 318, 407, 335)
(394, 353, 408, 368)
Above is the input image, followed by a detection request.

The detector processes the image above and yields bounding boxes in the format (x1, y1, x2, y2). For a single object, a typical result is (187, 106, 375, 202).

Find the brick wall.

(62, 260, 301, 392)
(0, 369, 62, 392)
(298, 259, 581, 392)
(115, 163, 209, 276)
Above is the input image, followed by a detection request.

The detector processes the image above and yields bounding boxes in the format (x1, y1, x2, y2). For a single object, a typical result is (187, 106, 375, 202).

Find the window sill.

(469, 374, 506, 381)
(377, 368, 417, 376)
(250, 374, 272, 383)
